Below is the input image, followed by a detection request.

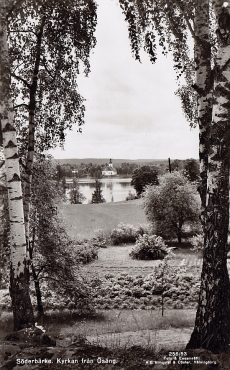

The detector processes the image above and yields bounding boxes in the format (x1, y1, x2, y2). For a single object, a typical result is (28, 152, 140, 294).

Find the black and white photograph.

(1, 0, 230, 368)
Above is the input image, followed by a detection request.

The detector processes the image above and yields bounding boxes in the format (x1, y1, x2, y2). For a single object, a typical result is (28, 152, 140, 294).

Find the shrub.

(129, 234, 169, 260)
(110, 223, 152, 245)
(74, 244, 98, 264)
(190, 234, 203, 253)
(126, 191, 138, 201)
(92, 229, 108, 247)
(110, 223, 138, 245)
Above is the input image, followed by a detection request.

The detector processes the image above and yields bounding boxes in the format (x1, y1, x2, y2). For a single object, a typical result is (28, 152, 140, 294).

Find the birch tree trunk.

(187, 0, 230, 352)
(0, 147, 7, 262)
(0, 0, 34, 330)
(193, 0, 213, 216)
(23, 20, 44, 245)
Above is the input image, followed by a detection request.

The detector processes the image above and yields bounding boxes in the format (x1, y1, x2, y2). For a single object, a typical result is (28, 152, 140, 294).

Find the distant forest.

(55, 158, 199, 180)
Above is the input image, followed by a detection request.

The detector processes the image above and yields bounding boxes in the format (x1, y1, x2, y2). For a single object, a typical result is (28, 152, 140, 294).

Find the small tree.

(69, 178, 85, 204)
(91, 179, 105, 204)
(142, 172, 200, 243)
(30, 156, 90, 316)
(183, 159, 200, 183)
(131, 166, 159, 196)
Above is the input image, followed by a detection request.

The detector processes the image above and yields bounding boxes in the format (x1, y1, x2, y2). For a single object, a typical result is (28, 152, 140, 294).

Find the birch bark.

(0, 147, 7, 258)
(0, 0, 34, 330)
(23, 19, 44, 244)
(187, 0, 230, 352)
(193, 0, 213, 216)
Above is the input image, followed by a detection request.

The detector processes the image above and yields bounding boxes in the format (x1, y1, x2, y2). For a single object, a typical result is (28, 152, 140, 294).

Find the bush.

(74, 244, 98, 264)
(129, 234, 169, 260)
(110, 223, 138, 245)
(190, 234, 203, 253)
(91, 229, 109, 247)
(110, 223, 152, 245)
(126, 191, 138, 201)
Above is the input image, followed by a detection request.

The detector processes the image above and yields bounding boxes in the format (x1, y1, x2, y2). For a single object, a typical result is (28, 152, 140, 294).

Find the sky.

(49, 0, 199, 161)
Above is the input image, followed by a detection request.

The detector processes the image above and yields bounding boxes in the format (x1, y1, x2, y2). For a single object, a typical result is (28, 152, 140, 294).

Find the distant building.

(102, 159, 117, 176)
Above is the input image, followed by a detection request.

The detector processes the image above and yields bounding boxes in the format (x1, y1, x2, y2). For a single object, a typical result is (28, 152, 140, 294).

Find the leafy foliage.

(74, 243, 98, 264)
(129, 234, 169, 260)
(142, 172, 201, 243)
(190, 234, 204, 253)
(110, 223, 152, 245)
(8, 0, 97, 154)
(131, 165, 159, 196)
(126, 190, 138, 201)
(89, 270, 200, 310)
(118, 0, 198, 127)
(30, 156, 91, 311)
(183, 158, 200, 183)
(111, 223, 138, 245)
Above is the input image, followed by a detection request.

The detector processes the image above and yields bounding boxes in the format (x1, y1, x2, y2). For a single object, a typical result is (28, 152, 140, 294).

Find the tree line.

(56, 161, 140, 179)
(56, 158, 199, 181)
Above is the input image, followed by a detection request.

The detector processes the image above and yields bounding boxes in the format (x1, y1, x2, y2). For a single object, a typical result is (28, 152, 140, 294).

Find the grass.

(0, 308, 195, 351)
(38, 308, 195, 349)
(59, 199, 147, 240)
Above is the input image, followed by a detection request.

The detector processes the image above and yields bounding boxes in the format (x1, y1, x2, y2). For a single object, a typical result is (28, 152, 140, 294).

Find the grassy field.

(42, 309, 195, 350)
(59, 199, 147, 240)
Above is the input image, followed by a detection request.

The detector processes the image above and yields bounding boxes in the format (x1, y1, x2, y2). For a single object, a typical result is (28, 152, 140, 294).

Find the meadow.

(59, 199, 147, 240)
(49, 199, 203, 350)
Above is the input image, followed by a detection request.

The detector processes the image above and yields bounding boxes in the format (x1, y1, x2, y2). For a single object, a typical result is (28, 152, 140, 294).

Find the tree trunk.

(0, 151, 7, 254)
(187, 0, 230, 352)
(23, 20, 44, 245)
(31, 264, 44, 317)
(193, 0, 213, 217)
(29, 230, 44, 317)
(0, 1, 34, 330)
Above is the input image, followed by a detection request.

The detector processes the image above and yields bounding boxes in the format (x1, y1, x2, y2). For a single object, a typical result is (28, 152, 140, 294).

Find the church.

(102, 159, 117, 176)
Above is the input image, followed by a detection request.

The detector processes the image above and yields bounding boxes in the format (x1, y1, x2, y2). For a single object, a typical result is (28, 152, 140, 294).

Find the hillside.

(59, 199, 147, 240)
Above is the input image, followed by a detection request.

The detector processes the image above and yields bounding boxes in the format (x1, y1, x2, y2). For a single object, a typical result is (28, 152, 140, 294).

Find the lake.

(75, 177, 135, 203)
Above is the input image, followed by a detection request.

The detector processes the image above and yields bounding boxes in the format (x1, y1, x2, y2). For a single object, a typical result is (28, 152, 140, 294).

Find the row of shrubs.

(93, 223, 152, 246)
(73, 230, 172, 264)
(88, 268, 200, 310)
(72, 223, 155, 265)
(73, 222, 222, 265)
(23, 267, 199, 312)
(95, 222, 202, 248)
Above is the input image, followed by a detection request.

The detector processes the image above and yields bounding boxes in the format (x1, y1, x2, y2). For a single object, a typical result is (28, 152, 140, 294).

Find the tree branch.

(173, 0, 196, 40)
(14, 103, 29, 110)
(8, 30, 37, 36)
(11, 73, 31, 89)
(42, 57, 56, 81)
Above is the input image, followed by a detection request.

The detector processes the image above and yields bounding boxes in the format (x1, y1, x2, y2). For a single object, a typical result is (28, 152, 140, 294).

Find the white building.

(102, 159, 117, 176)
